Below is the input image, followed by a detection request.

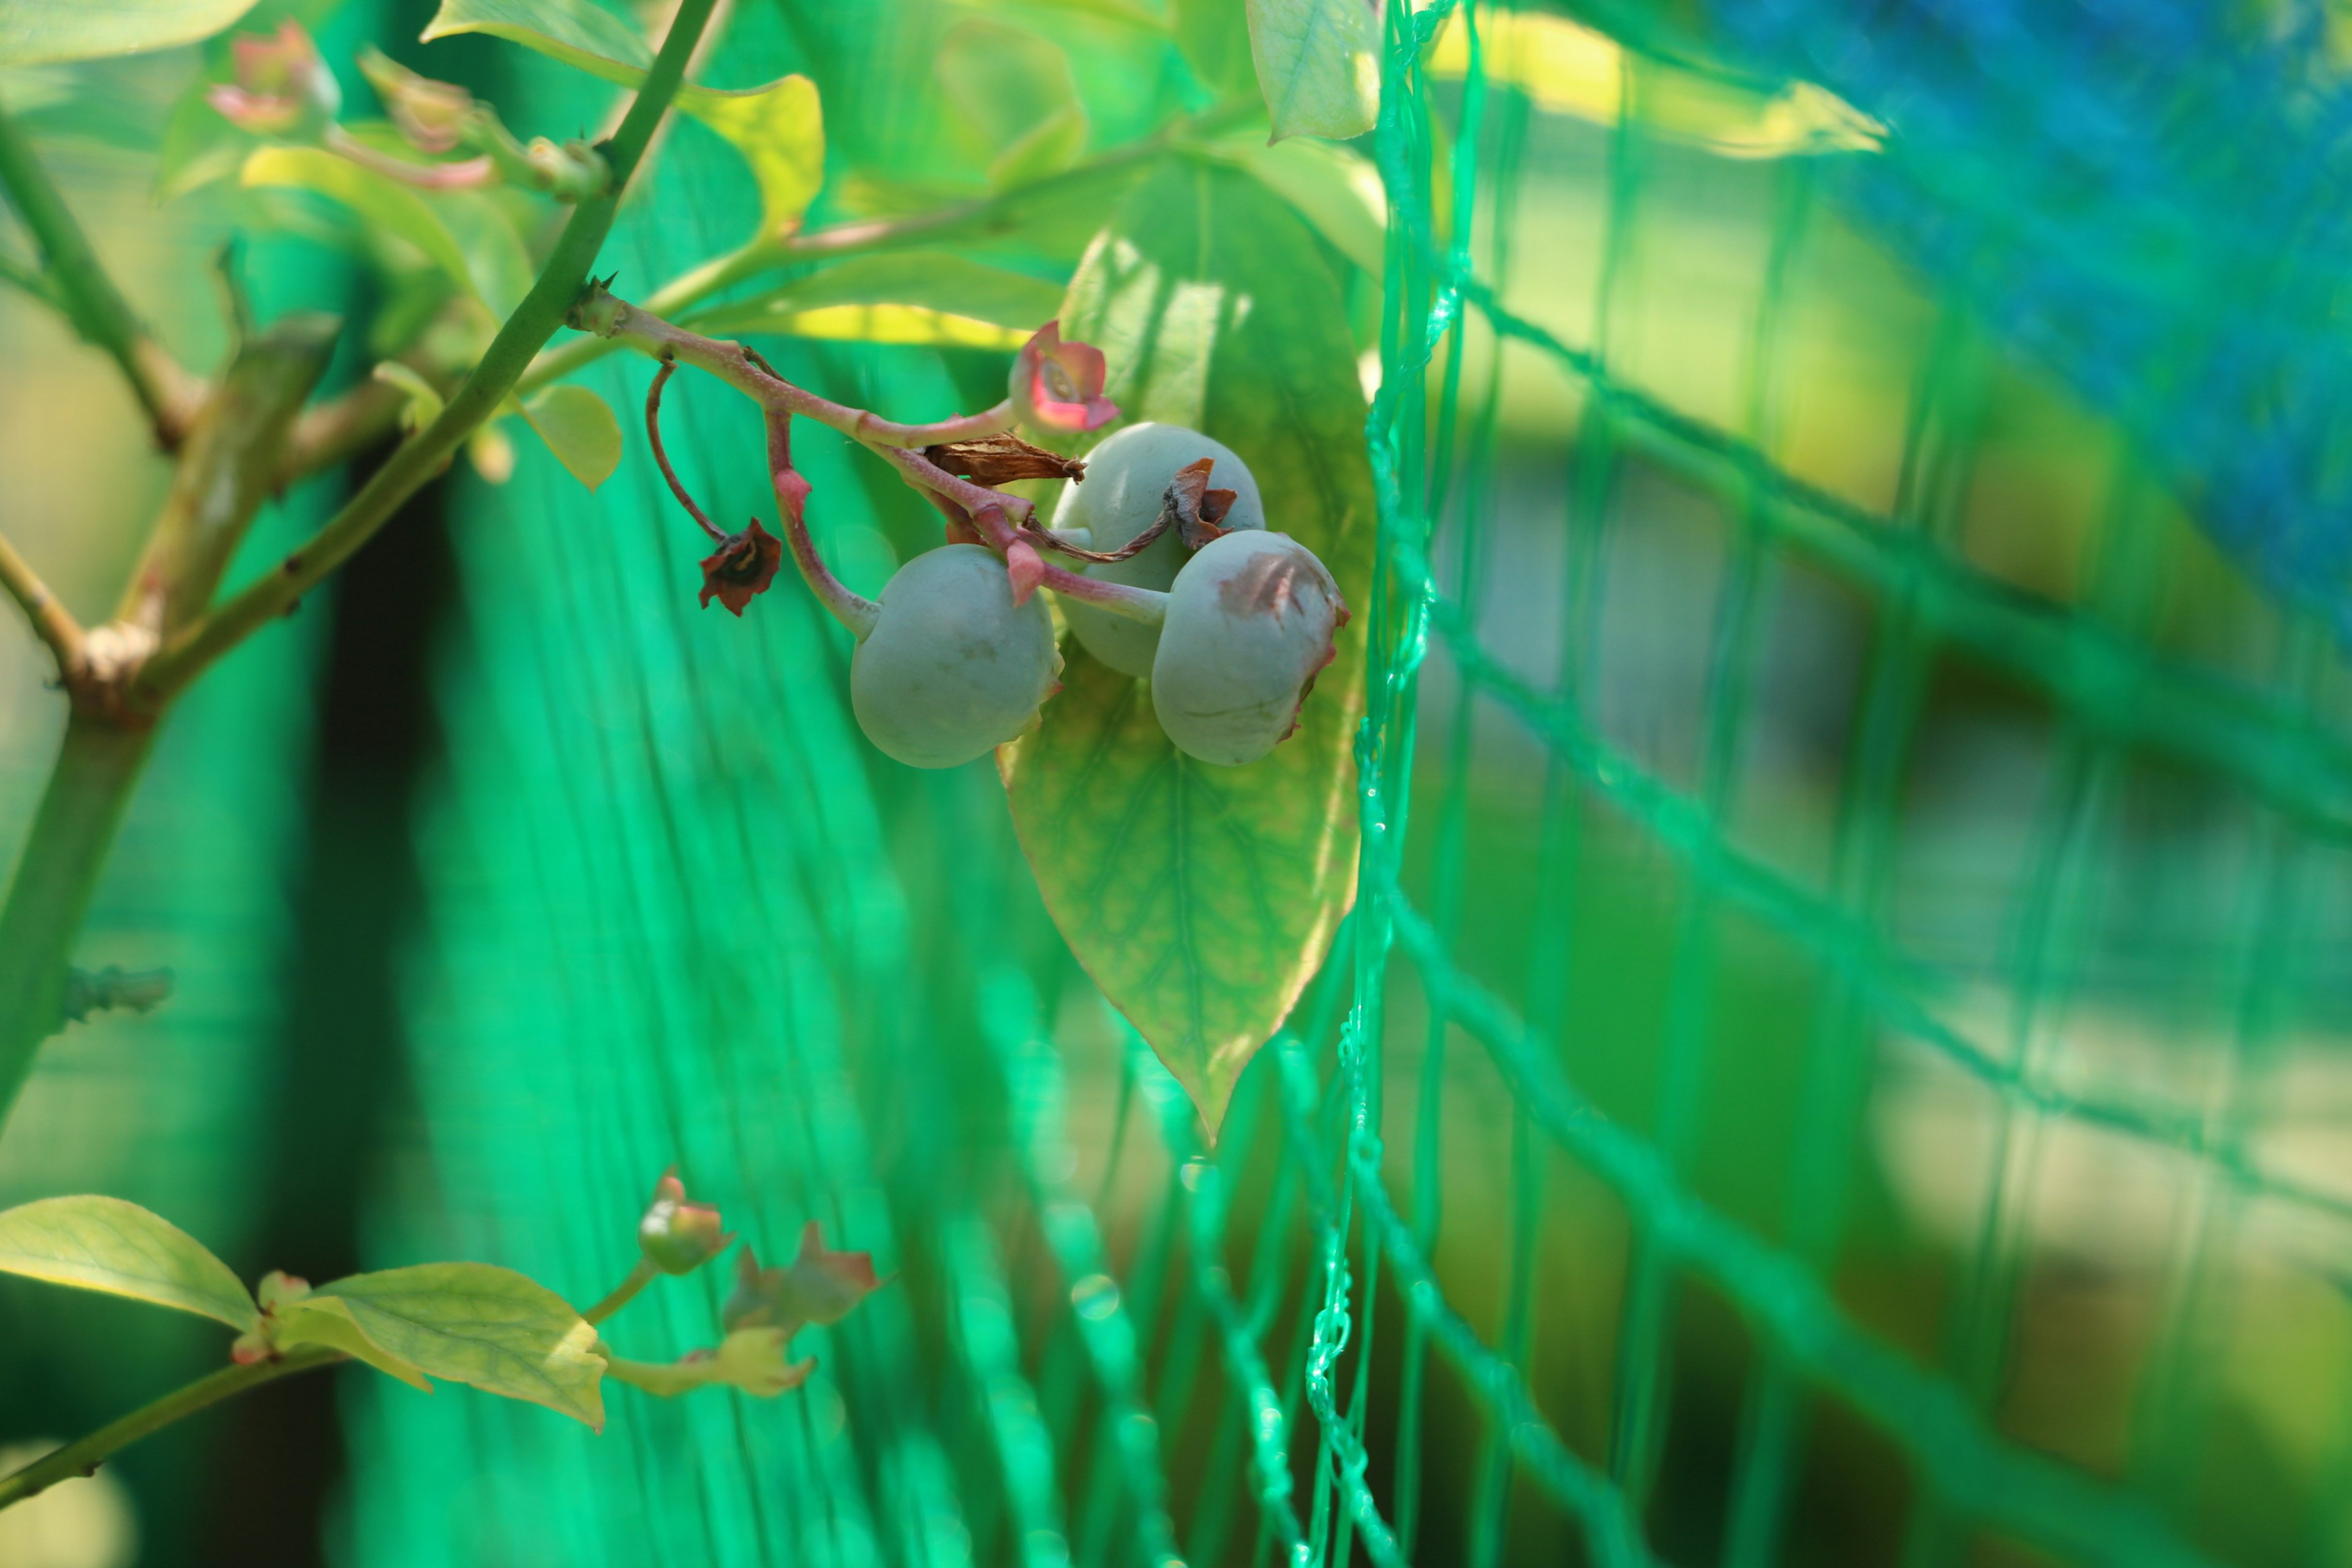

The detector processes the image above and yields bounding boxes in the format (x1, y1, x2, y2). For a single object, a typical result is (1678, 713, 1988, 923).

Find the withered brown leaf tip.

(927, 434, 1087, 488)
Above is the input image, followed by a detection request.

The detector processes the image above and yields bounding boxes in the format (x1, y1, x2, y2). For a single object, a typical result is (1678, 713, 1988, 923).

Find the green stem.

(0, 99, 199, 448)
(583, 1259, 657, 1326)
(0, 715, 157, 1121)
(0, 1346, 342, 1513)
(137, 0, 722, 704)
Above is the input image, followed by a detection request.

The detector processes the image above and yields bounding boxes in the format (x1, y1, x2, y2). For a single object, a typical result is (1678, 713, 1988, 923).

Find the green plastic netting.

(330, 6, 2352, 1568)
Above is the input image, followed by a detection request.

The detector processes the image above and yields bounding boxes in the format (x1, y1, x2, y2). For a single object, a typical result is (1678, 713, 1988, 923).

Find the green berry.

(1151, 532, 1346, 766)
(1052, 422, 1264, 676)
(851, 545, 1061, 768)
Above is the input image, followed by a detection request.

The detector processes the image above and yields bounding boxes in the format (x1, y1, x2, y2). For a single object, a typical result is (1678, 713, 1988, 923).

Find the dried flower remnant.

(698, 521, 785, 614)
(1011, 321, 1118, 434)
(638, 1167, 736, 1275)
(208, 22, 342, 140)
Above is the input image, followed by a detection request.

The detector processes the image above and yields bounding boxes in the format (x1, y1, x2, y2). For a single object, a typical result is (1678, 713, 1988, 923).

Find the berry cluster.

(584, 287, 1350, 772)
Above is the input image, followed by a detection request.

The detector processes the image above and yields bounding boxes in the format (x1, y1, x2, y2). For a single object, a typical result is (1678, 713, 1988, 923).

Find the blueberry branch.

(0, 530, 86, 677)
(767, 405, 881, 636)
(135, 0, 723, 707)
(644, 359, 726, 540)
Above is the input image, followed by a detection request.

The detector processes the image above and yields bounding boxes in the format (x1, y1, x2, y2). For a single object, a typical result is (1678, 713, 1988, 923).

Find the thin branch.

(645, 358, 725, 540)
(766, 405, 879, 636)
(0, 530, 84, 674)
(137, 0, 725, 706)
(0, 100, 203, 450)
(0, 247, 55, 307)
(0, 1346, 342, 1512)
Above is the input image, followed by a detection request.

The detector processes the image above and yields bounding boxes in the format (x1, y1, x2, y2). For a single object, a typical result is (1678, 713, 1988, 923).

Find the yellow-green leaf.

(0, 1196, 257, 1332)
(315, 1262, 605, 1428)
(605, 1328, 814, 1400)
(1246, 0, 1378, 143)
(241, 147, 484, 304)
(0, 0, 259, 66)
(421, 0, 827, 233)
(1001, 160, 1370, 1131)
(1422, 9, 1882, 159)
(937, 18, 1088, 187)
(687, 252, 1066, 348)
(519, 385, 622, 490)
(274, 1297, 434, 1392)
(686, 75, 824, 236)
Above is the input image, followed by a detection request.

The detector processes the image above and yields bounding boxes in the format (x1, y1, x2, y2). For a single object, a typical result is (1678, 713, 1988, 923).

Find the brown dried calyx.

(925, 433, 1086, 488)
(1167, 456, 1239, 550)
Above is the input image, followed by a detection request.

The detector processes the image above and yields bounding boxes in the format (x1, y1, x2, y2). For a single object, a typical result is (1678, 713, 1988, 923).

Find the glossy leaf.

(688, 252, 1065, 348)
(1423, 9, 1882, 158)
(0, 0, 260, 67)
(1245, 0, 1378, 142)
(241, 147, 484, 304)
(1001, 160, 1370, 1131)
(421, 0, 826, 232)
(0, 1196, 258, 1331)
(314, 1262, 605, 1428)
(519, 385, 622, 490)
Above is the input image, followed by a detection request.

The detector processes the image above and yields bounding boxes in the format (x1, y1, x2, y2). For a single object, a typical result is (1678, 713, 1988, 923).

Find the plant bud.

(638, 1167, 735, 1275)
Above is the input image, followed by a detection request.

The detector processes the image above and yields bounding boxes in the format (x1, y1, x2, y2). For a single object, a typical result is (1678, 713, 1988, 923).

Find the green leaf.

(274, 1297, 434, 1392)
(685, 74, 824, 236)
(1200, 133, 1384, 275)
(604, 1328, 815, 1399)
(312, 1262, 605, 1428)
(1245, 0, 1378, 142)
(1000, 160, 1370, 1131)
(420, 0, 650, 76)
(0, 1196, 258, 1331)
(937, 18, 1088, 187)
(421, 0, 827, 233)
(241, 147, 484, 305)
(0, 0, 260, 67)
(1172, 0, 1257, 96)
(688, 252, 1065, 346)
(518, 384, 622, 490)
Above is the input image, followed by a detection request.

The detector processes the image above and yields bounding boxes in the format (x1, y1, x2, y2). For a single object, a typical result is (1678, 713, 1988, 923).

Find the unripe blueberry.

(852, 545, 1061, 768)
(1152, 532, 1346, 767)
(1053, 423, 1264, 676)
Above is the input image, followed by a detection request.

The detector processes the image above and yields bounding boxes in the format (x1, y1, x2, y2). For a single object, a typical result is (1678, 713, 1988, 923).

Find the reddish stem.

(325, 126, 496, 191)
(766, 407, 879, 638)
(645, 358, 725, 541)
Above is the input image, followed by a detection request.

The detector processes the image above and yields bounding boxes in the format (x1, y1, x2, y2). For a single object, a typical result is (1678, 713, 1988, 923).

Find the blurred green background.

(2, 2, 2350, 1566)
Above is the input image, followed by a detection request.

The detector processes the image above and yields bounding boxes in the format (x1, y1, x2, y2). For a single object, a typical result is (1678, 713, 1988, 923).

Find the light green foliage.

(518, 385, 621, 491)
(1204, 134, 1385, 275)
(1002, 160, 1371, 1129)
(1245, 0, 1378, 142)
(1172, 0, 1258, 96)
(604, 1328, 812, 1399)
(935, 18, 1088, 190)
(1152, 531, 1345, 766)
(422, 0, 826, 235)
(309, 1263, 606, 1428)
(276, 1295, 437, 1391)
(852, 545, 1061, 770)
(1052, 421, 1266, 677)
(240, 147, 496, 307)
(688, 252, 1065, 348)
(0, 1196, 258, 1332)
(0, 0, 259, 67)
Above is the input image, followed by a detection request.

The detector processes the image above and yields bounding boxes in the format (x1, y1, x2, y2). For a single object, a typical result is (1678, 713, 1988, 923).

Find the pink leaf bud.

(208, 21, 342, 140)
